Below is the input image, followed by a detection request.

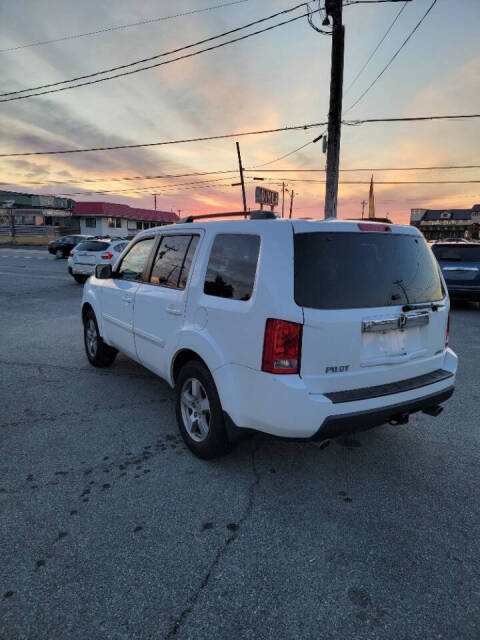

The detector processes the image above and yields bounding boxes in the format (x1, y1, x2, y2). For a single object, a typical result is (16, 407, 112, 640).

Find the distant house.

(72, 201, 179, 237)
(410, 205, 480, 241)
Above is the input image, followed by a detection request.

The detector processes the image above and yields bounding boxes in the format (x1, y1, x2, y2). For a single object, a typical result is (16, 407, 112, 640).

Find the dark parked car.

(432, 242, 480, 303)
(47, 235, 93, 258)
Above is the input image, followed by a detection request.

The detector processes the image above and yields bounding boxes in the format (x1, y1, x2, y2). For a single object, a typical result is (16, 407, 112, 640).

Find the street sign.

(255, 186, 279, 208)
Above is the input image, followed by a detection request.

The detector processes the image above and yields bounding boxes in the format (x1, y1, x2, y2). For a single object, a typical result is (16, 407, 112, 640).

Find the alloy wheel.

(180, 377, 211, 442)
(86, 318, 98, 358)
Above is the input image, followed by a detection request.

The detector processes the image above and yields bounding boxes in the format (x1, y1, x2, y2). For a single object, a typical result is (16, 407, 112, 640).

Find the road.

(1, 246, 479, 640)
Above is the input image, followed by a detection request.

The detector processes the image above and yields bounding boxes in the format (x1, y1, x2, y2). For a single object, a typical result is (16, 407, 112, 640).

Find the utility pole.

(361, 199, 367, 219)
(324, 0, 345, 219)
(289, 190, 295, 219)
(282, 182, 285, 218)
(154, 194, 157, 211)
(236, 141, 247, 218)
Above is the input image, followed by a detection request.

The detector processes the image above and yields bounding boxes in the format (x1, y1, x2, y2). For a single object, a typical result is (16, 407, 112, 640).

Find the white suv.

(81, 214, 457, 458)
(68, 238, 130, 284)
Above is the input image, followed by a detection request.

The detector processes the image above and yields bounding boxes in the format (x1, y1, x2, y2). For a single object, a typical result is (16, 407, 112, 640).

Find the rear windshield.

(75, 241, 110, 252)
(432, 244, 480, 262)
(294, 232, 444, 310)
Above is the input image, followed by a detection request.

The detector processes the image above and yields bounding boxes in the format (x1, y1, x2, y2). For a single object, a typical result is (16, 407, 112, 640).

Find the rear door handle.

(166, 305, 182, 316)
(122, 295, 133, 303)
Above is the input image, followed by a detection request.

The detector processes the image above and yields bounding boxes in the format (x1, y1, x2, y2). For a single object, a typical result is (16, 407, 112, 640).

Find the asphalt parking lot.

(1, 245, 479, 640)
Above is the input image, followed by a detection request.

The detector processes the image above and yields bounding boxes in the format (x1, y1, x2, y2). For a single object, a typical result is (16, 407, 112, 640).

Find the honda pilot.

(81, 215, 457, 458)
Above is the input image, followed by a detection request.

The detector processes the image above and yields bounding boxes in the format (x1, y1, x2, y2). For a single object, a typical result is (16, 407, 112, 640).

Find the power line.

(0, 0, 252, 54)
(255, 164, 480, 173)
(0, 122, 327, 157)
(255, 179, 480, 185)
(8, 163, 480, 188)
(345, 114, 480, 125)
(249, 140, 316, 168)
(343, 1, 412, 5)
(65, 175, 240, 195)
(1, 114, 479, 158)
(0, 6, 308, 102)
(343, 0, 408, 95)
(345, 0, 438, 113)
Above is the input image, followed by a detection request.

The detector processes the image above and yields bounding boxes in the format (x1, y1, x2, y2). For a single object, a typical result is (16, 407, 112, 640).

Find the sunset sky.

(1, 0, 479, 223)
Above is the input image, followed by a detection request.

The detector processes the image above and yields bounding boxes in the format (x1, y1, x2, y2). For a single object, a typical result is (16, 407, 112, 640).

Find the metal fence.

(0, 224, 80, 239)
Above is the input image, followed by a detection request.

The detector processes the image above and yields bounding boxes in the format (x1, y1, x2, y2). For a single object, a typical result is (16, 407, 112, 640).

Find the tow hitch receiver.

(388, 413, 409, 426)
(422, 405, 444, 418)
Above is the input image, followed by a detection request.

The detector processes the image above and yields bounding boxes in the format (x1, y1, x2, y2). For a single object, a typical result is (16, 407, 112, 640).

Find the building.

(73, 201, 178, 237)
(410, 205, 480, 241)
(0, 190, 77, 243)
(0, 189, 179, 243)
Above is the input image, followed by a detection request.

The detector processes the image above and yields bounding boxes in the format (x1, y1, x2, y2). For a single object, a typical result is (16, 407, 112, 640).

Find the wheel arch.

(81, 301, 94, 324)
(171, 349, 210, 386)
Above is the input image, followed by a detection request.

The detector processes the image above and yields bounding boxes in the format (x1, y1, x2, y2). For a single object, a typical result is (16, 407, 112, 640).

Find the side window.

(204, 234, 260, 301)
(117, 237, 155, 281)
(113, 242, 128, 253)
(149, 235, 198, 289)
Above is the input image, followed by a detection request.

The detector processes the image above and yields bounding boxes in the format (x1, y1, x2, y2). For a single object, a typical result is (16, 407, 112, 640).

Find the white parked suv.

(81, 213, 457, 458)
(68, 238, 129, 284)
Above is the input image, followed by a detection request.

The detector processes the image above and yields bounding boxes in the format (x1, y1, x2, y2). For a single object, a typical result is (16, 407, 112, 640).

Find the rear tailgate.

(73, 240, 110, 265)
(294, 228, 449, 394)
(432, 244, 480, 288)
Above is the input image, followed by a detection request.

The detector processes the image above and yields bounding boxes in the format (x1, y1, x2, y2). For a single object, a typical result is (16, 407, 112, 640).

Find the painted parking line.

(0, 270, 70, 280)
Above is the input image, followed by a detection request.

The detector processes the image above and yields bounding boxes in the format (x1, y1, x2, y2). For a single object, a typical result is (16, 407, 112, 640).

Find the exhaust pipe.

(422, 405, 443, 418)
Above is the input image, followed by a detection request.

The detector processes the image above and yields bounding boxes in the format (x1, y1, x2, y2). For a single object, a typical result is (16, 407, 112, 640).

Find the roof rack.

(179, 210, 277, 223)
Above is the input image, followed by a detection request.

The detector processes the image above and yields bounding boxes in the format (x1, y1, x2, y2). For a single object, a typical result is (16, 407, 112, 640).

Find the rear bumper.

(447, 285, 480, 302)
(312, 386, 454, 440)
(72, 263, 95, 275)
(214, 348, 457, 439)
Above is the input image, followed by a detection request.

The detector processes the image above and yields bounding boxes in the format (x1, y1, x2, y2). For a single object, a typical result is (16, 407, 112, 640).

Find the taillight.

(445, 313, 450, 347)
(262, 319, 302, 374)
(101, 252, 114, 260)
(358, 223, 391, 232)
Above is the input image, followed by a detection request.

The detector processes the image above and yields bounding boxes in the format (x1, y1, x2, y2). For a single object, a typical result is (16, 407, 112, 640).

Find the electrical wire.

(0, 122, 327, 157)
(1, 114, 479, 158)
(344, 1, 408, 95)
(0, 0, 252, 54)
(248, 140, 317, 168)
(345, 0, 438, 113)
(251, 179, 480, 185)
(0, 5, 308, 101)
(4, 163, 480, 188)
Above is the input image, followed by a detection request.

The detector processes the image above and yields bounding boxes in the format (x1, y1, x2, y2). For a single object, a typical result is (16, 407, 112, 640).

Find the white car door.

(101, 236, 155, 360)
(133, 233, 200, 379)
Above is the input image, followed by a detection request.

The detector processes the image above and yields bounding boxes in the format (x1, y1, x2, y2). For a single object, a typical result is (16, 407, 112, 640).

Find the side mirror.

(95, 263, 112, 279)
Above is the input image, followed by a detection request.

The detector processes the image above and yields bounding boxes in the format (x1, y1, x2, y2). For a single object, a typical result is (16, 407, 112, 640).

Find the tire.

(73, 274, 88, 284)
(83, 309, 117, 367)
(55, 249, 64, 259)
(175, 360, 231, 459)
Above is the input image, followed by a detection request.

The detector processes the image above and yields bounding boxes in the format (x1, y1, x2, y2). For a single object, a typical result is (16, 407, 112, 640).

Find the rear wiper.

(402, 302, 445, 312)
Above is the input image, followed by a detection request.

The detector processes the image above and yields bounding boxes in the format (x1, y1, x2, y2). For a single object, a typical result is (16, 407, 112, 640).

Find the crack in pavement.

(163, 440, 261, 639)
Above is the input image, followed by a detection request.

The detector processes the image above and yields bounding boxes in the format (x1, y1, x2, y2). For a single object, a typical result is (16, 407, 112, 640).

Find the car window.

(117, 237, 155, 281)
(149, 235, 198, 289)
(204, 234, 260, 301)
(76, 241, 110, 252)
(294, 232, 444, 309)
(113, 242, 128, 253)
(432, 244, 480, 262)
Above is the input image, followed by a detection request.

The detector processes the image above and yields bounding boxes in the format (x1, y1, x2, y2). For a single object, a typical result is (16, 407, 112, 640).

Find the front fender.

(81, 280, 107, 342)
